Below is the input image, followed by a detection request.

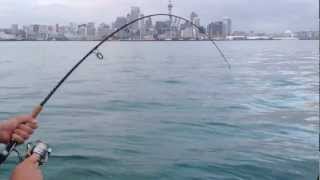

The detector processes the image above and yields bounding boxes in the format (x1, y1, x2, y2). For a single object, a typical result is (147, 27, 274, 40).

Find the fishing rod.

(0, 13, 231, 166)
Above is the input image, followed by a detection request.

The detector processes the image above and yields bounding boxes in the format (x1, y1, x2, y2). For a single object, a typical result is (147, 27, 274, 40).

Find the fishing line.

(0, 13, 231, 165)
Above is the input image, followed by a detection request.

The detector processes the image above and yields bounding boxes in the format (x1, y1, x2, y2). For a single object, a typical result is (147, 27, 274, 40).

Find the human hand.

(0, 115, 38, 144)
(10, 154, 43, 180)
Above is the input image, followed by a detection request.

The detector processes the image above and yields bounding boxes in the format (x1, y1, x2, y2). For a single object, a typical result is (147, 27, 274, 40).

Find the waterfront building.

(0, 31, 16, 40)
(77, 24, 87, 40)
(87, 22, 96, 40)
(181, 26, 194, 40)
(190, 12, 201, 39)
(69, 23, 78, 35)
(113, 16, 129, 39)
(207, 21, 224, 39)
(130, 6, 140, 26)
(97, 23, 111, 40)
(223, 17, 232, 36)
(139, 14, 146, 40)
(155, 21, 170, 39)
(168, 0, 173, 39)
(11, 24, 19, 35)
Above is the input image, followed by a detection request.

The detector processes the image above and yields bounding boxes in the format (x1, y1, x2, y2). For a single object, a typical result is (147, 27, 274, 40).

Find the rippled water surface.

(0, 41, 318, 180)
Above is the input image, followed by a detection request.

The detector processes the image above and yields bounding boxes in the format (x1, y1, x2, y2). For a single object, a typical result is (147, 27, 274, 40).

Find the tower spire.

(168, 0, 173, 16)
(168, 0, 174, 40)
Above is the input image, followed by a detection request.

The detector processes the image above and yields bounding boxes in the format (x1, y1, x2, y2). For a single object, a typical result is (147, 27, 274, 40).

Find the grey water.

(0, 40, 318, 180)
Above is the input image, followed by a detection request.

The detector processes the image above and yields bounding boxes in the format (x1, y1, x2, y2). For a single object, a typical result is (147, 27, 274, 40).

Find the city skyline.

(0, 7, 237, 41)
(0, 6, 318, 41)
(0, 0, 318, 32)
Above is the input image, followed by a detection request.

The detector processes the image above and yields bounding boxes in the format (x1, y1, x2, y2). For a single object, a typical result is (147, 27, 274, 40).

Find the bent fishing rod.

(0, 13, 231, 166)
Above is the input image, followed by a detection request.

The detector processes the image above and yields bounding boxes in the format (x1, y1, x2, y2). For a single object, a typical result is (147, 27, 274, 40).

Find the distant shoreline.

(0, 39, 314, 42)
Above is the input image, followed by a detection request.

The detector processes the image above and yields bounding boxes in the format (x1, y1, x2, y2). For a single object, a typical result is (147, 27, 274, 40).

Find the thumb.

(26, 154, 41, 166)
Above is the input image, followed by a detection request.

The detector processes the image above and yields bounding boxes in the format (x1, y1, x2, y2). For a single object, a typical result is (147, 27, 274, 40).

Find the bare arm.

(0, 115, 40, 180)
(10, 154, 43, 180)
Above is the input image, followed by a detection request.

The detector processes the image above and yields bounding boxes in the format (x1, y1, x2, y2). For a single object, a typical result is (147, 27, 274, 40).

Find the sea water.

(0, 40, 318, 180)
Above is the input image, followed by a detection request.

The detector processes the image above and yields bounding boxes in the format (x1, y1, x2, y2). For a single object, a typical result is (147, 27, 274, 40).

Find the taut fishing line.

(0, 13, 231, 166)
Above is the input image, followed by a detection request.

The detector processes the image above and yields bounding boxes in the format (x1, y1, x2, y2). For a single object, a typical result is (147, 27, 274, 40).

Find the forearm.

(10, 155, 43, 180)
(0, 122, 8, 144)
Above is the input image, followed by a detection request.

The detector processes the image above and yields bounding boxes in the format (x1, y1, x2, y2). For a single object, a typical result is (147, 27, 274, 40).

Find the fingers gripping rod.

(0, 105, 43, 165)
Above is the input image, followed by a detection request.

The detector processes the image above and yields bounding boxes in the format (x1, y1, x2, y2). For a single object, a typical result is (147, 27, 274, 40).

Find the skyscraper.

(168, 0, 173, 21)
(87, 22, 96, 40)
(168, 0, 173, 39)
(190, 12, 200, 39)
(190, 12, 198, 23)
(113, 17, 129, 39)
(97, 23, 110, 39)
(11, 24, 19, 35)
(207, 21, 224, 39)
(139, 14, 145, 40)
(78, 24, 87, 39)
(145, 17, 153, 31)
(129, 6, 140, 31)
(223, 17, 232, 36)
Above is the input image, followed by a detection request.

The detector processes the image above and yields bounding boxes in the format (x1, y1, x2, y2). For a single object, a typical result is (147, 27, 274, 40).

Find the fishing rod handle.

(0, 105, 43, 165)
(31, 105, 43, 118)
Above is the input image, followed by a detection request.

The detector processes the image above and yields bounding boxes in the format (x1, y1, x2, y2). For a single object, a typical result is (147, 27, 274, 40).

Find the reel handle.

(0, 105, 43, 165)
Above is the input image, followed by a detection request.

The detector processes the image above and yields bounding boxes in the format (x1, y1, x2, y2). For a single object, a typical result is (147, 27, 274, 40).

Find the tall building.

(87, 22, 96, 39)
(168, 0, 173, 22)
(11, 24, 19, 35)
(39, 25, 48, 40)
(155, 21, 170, 39)
(55, 24, 60, 33)
(190, 12, 198, 23)
(78, 24, 87, 39)
(69, 23, 78, 35)
(113, 17, 129, 39)
(144, 17, 154, 39)
(168, 0, 175, 39)
(97, 23, 110, 39)
(129, 6, 140, 31)
(32, 25, 40, 34)
(207, 21, 224, 39)
(223, 17, 232, 36)
(145, 17, 153, 31)
(126, 6, 141, 39)
(190, 12, 200, 39)
(139, 14, 145, 40)
(181, 27, 194, 39)
(168, 0, 173, 15)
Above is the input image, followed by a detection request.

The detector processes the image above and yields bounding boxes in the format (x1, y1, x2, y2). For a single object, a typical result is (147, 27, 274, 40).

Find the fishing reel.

(14, 140, 52, 166)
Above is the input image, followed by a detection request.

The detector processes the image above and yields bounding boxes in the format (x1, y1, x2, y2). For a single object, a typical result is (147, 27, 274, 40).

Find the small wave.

(49, 155, 119, 165)
(0, 60, 13, 64)
(205, 122, 238, 128)
(112, 147, 141, 155)
(0, 86, 27, 90)
(162, 79, 184, 84)
(52, 168, 106, 179)
(102, 99, 173, 111)
(302, 56, 316, 60)
(161, 121, 206, 128)
(272, 79, 300, 87)
(304, 116, 318, 122)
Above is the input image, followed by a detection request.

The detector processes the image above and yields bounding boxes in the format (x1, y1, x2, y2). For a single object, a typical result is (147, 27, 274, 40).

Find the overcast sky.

(0, 0, 318, 32)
